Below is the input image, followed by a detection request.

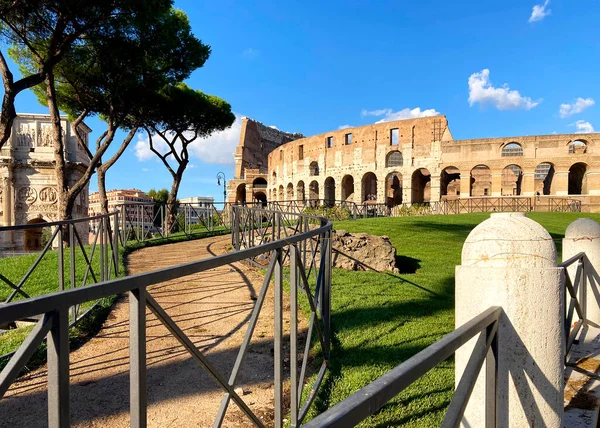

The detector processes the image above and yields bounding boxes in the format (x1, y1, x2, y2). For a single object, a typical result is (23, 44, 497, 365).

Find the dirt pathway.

(0, 235, 283, 427)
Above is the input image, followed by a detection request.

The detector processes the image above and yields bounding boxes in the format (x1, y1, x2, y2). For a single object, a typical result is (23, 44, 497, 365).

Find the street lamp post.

(216, 172, 226, 204)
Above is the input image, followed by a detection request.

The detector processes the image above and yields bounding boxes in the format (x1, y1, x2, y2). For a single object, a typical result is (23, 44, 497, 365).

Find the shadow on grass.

(312, 276, 455, 421)
(395, 255, 420, 274)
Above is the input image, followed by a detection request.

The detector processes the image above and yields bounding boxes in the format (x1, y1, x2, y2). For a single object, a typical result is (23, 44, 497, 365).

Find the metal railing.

(560, 252, 586, 360)
(0, 205, 332, 427)
(0, 212, 119, 323)
(115, 201, 232, 244)
(303, 306, 501, 427)
(266, 196, 581, 221)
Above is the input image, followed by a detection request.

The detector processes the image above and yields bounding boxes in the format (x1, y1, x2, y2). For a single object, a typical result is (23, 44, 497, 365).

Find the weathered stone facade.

(227, 117, 303, 205)
(0, 114, 91, 252)
(263, 115, 600, 211)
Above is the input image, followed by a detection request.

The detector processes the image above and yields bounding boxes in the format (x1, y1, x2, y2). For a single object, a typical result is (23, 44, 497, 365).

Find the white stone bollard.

(456, 212, 564, 427)
(563, 218, 600, 327)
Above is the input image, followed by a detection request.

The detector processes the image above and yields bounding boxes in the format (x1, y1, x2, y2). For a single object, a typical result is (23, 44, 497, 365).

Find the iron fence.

(559, 252, 586, 360)
(0, 212, 119, 326)
(0, 205, 332, 428)
(302, 306, 502, 427)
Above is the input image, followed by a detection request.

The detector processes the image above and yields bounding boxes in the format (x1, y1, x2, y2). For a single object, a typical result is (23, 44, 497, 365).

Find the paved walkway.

(0, 235, 281, 427)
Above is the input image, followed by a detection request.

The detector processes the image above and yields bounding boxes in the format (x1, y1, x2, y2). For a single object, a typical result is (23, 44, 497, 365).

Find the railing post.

(57, 225, 64, 291)
(48, 308, 70, 427)
(563, 218, 600, 326)
(69, 223, 76, 321)
(274, 247, 283, 427)
(290, 245, 299, 427)
(455, 212, 563, 427)
(130, 286, 147, 428)
(113, 211, 119, 277)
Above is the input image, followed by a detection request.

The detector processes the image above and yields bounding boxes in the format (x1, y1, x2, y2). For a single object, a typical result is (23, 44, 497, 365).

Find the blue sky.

(5, 0, 599, 201)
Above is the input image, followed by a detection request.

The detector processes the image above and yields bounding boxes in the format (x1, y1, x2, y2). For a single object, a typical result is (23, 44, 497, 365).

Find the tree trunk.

(97, 165, 109, 215)
(0, 90, 17, 149)
(166, 164, 186, 233)
(46, 72, 69, 223)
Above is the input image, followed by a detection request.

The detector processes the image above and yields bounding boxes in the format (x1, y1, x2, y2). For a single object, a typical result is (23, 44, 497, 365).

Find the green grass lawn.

(309, 212, 600, 427)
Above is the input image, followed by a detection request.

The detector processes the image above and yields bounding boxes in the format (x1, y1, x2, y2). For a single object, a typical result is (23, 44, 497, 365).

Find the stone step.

(564, 324, 600, 427)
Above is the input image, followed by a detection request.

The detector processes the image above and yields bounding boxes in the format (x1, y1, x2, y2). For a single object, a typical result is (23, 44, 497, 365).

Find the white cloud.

(338, 124, 353, 130)
(243, 48, 259, 58)
(134, 114, 243, 165)
(361, 107, 441, 123)
(468, 69, 540, 110)
(141, 168, 150, 172)
(574, 120, 595, 133)
(529, 0, 551, 23)
(559, 97, 595, 118)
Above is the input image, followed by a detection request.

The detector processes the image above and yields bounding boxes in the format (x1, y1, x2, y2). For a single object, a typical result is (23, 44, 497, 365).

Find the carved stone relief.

(17, 123, 36, 148)
(17, 187, 37, 204)
(38, 187, 58, 204)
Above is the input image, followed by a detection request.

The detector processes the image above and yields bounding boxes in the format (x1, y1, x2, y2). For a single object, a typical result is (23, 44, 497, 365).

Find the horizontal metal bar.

(559, 252, 585, 268)
(302, 306, 502, 428)
(0, 211, 117, 231)
(0, 219, 332, 325)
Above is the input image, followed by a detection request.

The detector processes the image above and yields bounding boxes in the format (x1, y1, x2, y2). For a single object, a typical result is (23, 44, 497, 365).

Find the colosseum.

(229, 116, 600, 212)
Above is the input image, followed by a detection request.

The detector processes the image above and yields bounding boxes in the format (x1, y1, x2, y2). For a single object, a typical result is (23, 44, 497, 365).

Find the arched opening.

(501, 165, 523, 196)
(324, 177, 335, 207)
(362, 172, 377, 203)
(253, 177, 267, 188)
(24, 218, 48, 251)
(470, 165, 491, 197)
(341, 175, 354, 202)
(534, 162, 555, 195)
(309, 180, 319, 200)
(386, 172, 402, 206)
(501, 142, 523, 157)
(440, 166, 460, 199)
(235, 184, 246, 204)
(309, 161, 319, 176)
(286, 183, 294, 201)
(278, 185, 284, 201)
(253, 191, 267, 207)
(569, 162, 588, 195)
(569, 140, 587, 154)
(411, 168, 431, 204)
(297, 181, 305, 201)
(386, 151, 403, 168)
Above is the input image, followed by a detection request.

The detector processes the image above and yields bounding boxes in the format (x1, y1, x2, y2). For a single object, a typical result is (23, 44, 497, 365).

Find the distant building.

(0, 113, 91, 253)
(178, 196, 215, 224)
(88, 189, 154, 234)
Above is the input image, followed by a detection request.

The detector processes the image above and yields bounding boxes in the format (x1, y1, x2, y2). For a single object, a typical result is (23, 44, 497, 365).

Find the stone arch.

(385, 172, 402, 206)
(361, 172, 377, 203)
(253, 177, 267, 187)
(254, 191, 267, 207)
(309, 161, 319, 176)
(411, 168, 431, 204)
(278, 185, 284, 201)
(470, 165, 492, 196)
(341, 175, 355, 202)
(286, 183, 294, 200)
(272, 171, 277, 181)
(501, 142, 523, 157)
(385, 151, 403, 168)
(297, 181, 305, 201)
(568, 139, 588, 154)
(534, 162, 555, 195)
(309, 180, 319, 200)
(235, 183, 246, 204)
(569, 162, 588, 195)
(501, 164, 523, 196)
(324, 177, 335, 207)
(440, 166, 460, 199)
(24, 217, 48, 251)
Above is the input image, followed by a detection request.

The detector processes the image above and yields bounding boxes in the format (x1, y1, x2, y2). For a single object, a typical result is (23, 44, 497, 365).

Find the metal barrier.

(440, 196, 581, 214)
(116, 201, 232, 244)
(0, 212, 119, 324)
(303, 306, 501, 427)
(560, 252, 586, 360)
(0, 205, 332, 427)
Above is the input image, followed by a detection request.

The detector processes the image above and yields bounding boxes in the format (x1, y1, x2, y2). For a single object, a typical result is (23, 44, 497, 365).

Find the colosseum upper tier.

(259, 115, 600, 211)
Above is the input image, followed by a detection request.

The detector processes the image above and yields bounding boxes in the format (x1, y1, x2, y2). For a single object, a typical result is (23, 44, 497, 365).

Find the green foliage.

(303, 205, 351, 221)
(147, 188, 170, 204)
